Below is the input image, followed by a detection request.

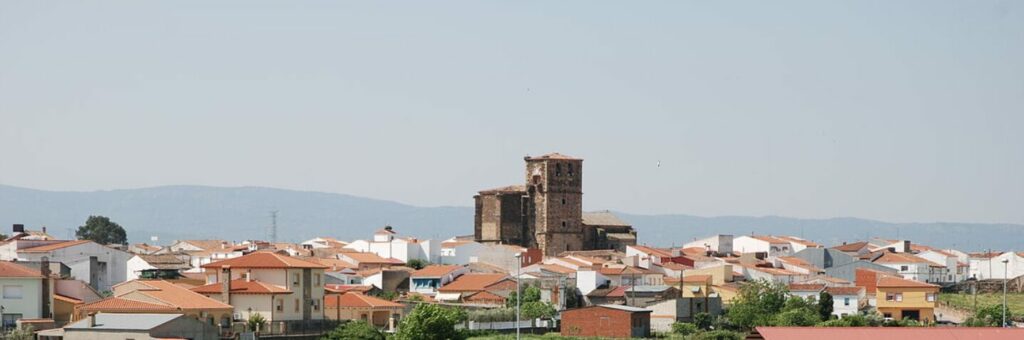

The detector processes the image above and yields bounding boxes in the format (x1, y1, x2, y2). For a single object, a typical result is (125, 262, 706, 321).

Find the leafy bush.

(693, 330, 746, 340)
(963, 304, 1015, 327)
(247, 313, 267, 332)
(671, 322, 699, 335)
(394, 303, 467, 340)
(692, 312, 712, 330)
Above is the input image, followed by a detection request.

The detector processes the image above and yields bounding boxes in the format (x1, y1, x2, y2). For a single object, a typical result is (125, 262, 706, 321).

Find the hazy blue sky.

(2, 1, 1022, 224)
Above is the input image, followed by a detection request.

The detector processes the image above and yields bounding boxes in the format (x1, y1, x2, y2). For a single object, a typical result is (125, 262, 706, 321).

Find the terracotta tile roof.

(871, 252, 931, 264)
(127, 280, 233, 310)
(664, 275, 712, 284)
(539, 264, 576, 275)
(831, 241, 870, 252)
(311, 258, 357, 271)
(180, 240, 229, 251)
(825, 286, 864, 296)
(136, 254, 191, 270)
(325, 284, 374, 294)
(526, 152, 580, 160)
(678, 247, 709, 256)
(438, 273, 510, 292)
(0, 261, 43, 278)
(876, 276, 939, 289)
(191, 279, 292, 295)
(598, 266, 654, 276)
(79, 297, 177, 313)
(325, 292, 404, 308)
(750, 235, 791, 244)
(754, 327, 1024, 340)
(202, 252, 328, 269)
(340, 252, 405, 265)
(54, 294, 83, 304)
(411, 265, 464, 277)
(630, 245, 673, 258)
(788, 283, 826, 292)
(744, 265, 802, 276)
(19, 240, 92, 253)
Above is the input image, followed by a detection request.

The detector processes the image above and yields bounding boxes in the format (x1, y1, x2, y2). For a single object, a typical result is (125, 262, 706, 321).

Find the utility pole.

(1002, 258, 1009, 327)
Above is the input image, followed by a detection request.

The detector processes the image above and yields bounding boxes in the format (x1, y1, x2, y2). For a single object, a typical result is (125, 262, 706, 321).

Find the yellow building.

(875, 276, 939, 322)
(664, 275, 713, 298)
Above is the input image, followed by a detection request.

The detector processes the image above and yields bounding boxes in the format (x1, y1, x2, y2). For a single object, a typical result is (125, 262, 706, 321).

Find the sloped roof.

(341, 252, 405, 265)
(202, 251, 327, 269)
(411, 265, 464, 278)
(191, 279, 292, 295)
(478, 184, 527, 194)
(754, 327, 1024, 340)
(64, 313, 183, 330)
(179, 240, 229, 251)
(825, 286, 864, 296)
(831, 242, 870, 252)
(136, 254, 190, 270)
(438, 273, 510, 292)
(325, 284, 375, 294)
(788, 283, 826, 292)
(876, 276, 939, 289)
(0, 261, 43, 278)
(78, 297, 177, 313)
(582, 211, 631, 227)
(19, 240, 93, 253)
(326, 292, 403, 308)
(125, 280, 232, 310)
(539, 264, 576, 275)
(629, 245, 673, 258)
(872, 252, 932, 265)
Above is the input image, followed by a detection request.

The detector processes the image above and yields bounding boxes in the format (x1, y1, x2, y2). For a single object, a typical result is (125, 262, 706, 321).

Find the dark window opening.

(561, 198, 567, 205)
(555, 164, 562, 177)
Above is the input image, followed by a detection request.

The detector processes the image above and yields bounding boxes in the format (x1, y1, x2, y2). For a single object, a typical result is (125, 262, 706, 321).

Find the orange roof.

(598, 266, 653, 276)
(127, 280, 233, 310)
(54, 294, 83, 304)
(310, 258, 357, 271)
(326, 292, 404, 308)
(0, 261, 43, 278)
(202, 252, 328, 269)
(754, 327, 1024, 340)
(19, 240, 92, 253)
(438, 273, 510, 292)
(872, 252, 931, 264)
(191, 279, 292, 295)
(678, 247, 708, 256)
(79, 297, 177, 312)
(630, 245, 673, 258)
(539, 264, 576, 274)
(341, 252, 405, 265)
(325, 284, 375, 294)
(411, 265, 464, 277)
(825, 286, 864, 296)
(876, 276, 939, 289)
(831, 242, 870, 252)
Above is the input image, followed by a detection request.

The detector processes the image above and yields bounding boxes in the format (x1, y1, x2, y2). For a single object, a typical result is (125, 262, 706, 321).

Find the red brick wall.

(561, 307, 649, 338)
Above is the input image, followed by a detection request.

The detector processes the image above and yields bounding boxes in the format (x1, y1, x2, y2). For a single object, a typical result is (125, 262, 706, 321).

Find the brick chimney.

(221, 265, 232, 304)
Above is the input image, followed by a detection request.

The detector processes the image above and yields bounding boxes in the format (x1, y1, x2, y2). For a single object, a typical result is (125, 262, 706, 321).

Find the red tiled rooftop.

(191, 279, 292, 295)
(825, 286, 864, 296)
(788, 283, 826, 292)
(0, 261, 43, 278)
(411, 265, 464, 277)
(438, 273, 510, 292)
(78, 297, 177, 312)
(831, 241, 870, 252)
(325, 292, 404, 308)
(755, 327, 1024, 340)
(876, 276, 939, 289)
(202, 252, 327, 269)
(19, 240, 92, 253)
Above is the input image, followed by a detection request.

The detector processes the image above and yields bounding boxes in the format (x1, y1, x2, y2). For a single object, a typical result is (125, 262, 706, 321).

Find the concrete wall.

(0, 277, 45, 319)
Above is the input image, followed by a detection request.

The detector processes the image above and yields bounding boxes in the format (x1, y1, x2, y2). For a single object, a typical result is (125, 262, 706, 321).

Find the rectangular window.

(900, 265, 909, 271)
(2, 285, 23, 299)
(293, 273, 300, 286)
(844, 297, 850, 306)
(276, 299, 284, 311)
(313, 298, 321, 311)
(295, 298, 300, 312)
(885, 293, 895, 301)
(1, 314, 21, 328)
(926, 293, 936, 302)
(315, 274, 321, 286)
(895, 293, 903, 302)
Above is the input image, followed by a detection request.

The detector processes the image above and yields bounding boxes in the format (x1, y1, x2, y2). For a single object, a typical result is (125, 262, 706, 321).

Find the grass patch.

(940, 292, 1024, 315)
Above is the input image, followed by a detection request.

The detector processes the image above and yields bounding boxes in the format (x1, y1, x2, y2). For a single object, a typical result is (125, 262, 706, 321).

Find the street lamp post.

(514, 252, 522, 340)
(1002, 258, 1009, 328)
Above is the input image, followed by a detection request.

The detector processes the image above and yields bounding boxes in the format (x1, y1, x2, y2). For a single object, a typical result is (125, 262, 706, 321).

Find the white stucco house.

(344, 227, 439, 264)
(1, 240, 131, 293)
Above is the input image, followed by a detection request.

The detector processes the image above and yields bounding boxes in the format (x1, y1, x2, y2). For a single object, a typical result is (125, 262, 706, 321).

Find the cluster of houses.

(1, 222, 1022, 339)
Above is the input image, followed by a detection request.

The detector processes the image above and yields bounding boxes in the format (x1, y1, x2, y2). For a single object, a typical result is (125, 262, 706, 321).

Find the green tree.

(247, 313, 267, 333)
(323, 320, 384, 340)
(693, 330, 746, 340)
(693, 312, 713, 330)
(379, 291, 399, 301)
(817, 291, 834, 321)
(394, 303, 466, 340)
(75, 215, 127, 245)
(726, 279, 789, 329)
(506, 285, 542, 308)
(406, 259, 429, 270)
(964, 304, 1014, 327)
(773, 307, 820, 326)
(521, 301, 557, 319)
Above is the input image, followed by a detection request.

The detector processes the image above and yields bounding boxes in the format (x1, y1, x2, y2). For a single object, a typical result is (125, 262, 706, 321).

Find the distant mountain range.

(0, 185, 1020, 251)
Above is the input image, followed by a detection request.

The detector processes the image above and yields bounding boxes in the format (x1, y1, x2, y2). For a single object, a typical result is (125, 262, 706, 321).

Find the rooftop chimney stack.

(903, 240, 911, 253)
(221, 266, 232, 304)
(88, 313, 97, 327)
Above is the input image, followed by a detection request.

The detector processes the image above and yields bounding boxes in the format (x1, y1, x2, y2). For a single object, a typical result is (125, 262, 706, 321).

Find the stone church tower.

(524, 153, 584, 256)
(473, 153, 636, 257)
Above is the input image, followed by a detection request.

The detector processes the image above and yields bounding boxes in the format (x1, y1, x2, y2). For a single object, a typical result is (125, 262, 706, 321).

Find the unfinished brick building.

(473, 153, 637, 257)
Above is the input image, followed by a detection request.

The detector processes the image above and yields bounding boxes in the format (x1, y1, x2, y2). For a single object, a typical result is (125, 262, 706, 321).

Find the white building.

(0, 261, 53, 328)
(126, 254, 192, 281)
(871, 252, 937, 282)
(300, 237, 347, 250)
(439, 239, 485, 265)
(409, 265, 467, 296)
(683, 235, 733, 256)
(732, 235, 795, 258)
(4, 240, 131, 293)
(344, 227, 439, 263)
(968, 251, 1024, 280)
(826, 286, 865, 318)
(162, 240, 245, 273)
